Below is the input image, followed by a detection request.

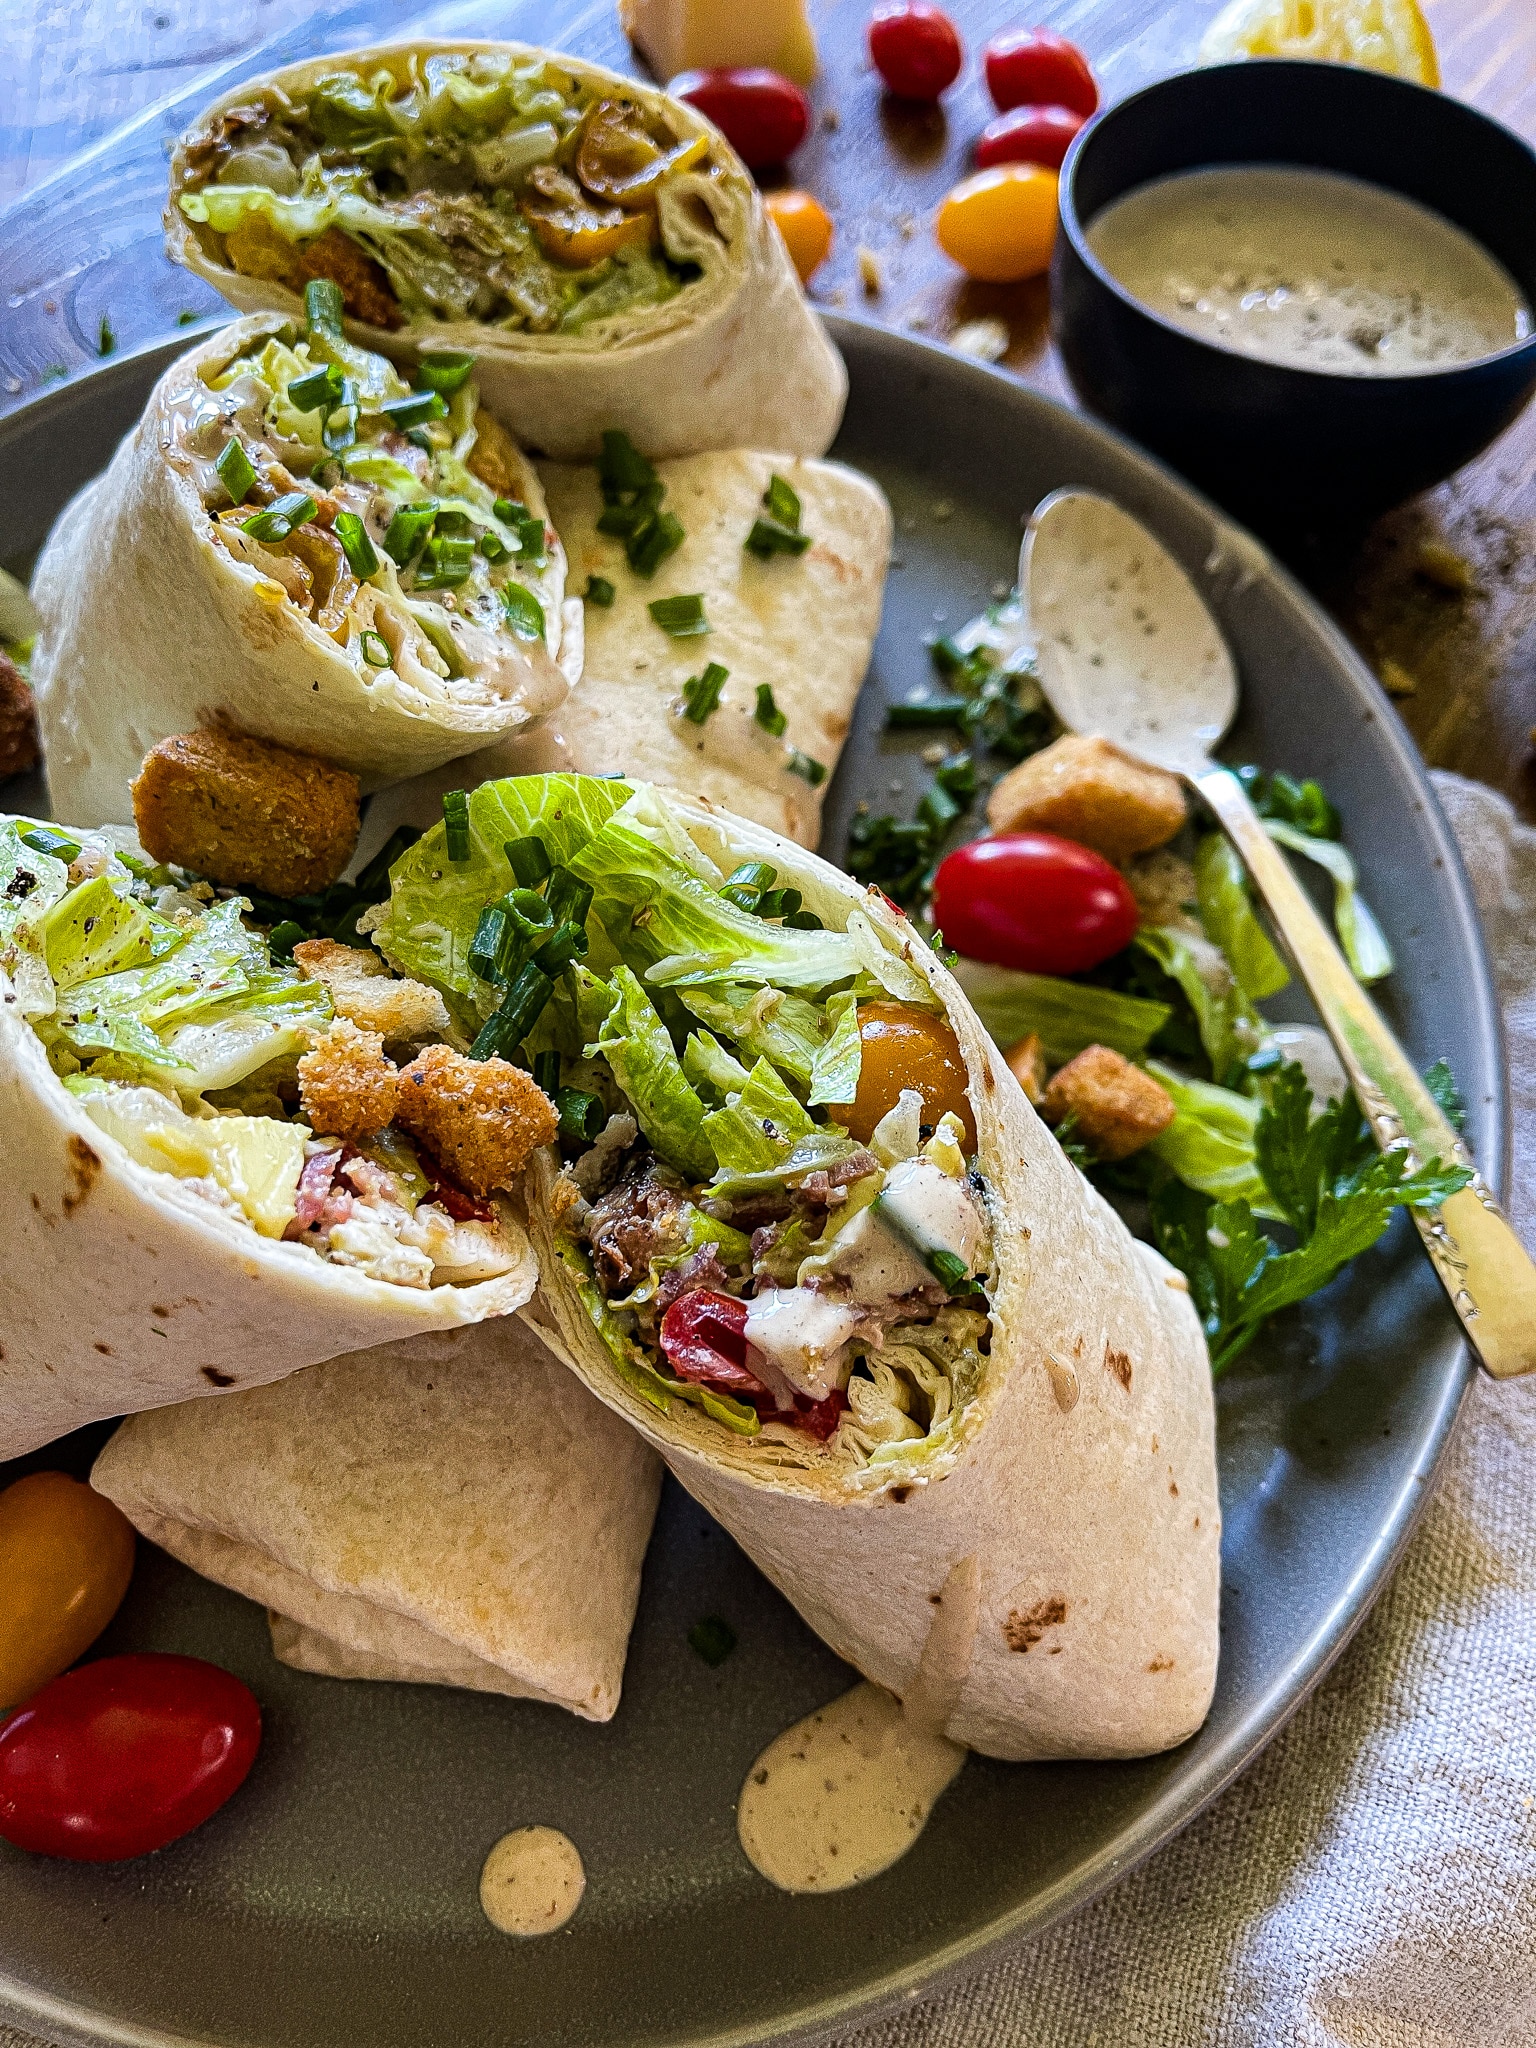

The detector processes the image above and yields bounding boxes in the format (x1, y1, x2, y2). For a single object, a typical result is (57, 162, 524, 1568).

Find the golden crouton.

(291, 939, 451, 1045)
(298, 1019, 399, 1142)
(131, 730, 360, 898)
(466, 408, 522, 499)
(393, 1045, 558, 1197)
(1043, 1044, 1175, 1162)
(986, 735, 1186, 861)
(1003, 1032, 1047, 1105)
(1124, 848, 1200, 934)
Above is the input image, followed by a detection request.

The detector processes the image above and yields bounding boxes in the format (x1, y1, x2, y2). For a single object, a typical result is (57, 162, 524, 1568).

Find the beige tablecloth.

(5, 773, 1533, 2048)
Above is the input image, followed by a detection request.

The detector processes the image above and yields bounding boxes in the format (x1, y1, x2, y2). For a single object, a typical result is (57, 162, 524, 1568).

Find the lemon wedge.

(1199, 0, 1439, 86)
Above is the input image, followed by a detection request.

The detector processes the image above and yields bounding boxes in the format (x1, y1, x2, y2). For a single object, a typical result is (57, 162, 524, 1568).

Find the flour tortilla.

(165, 41, 846, 462)
(30, 316, 576, 829)
(524, 796, 1221, 1762)
(356, 450, 892, 858)
(91, 1321, 661, 1719)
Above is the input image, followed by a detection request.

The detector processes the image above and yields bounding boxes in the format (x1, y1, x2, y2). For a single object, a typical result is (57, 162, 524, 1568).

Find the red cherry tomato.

(868, 2, 963, 100)
(668, 68, 812, 168)
(659, 1292, 846, 1438)
(984, 28, 1099, 117)
(975, 103, 1086, 171)
(0, 1653, 261, 1861)
(931, 833, 1138, 975)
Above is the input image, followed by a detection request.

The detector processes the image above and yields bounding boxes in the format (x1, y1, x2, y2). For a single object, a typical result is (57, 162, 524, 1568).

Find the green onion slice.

(597, 429, 657, 497)
(533, 1048, 562, 1096)
(359, 629, 392, 669)
(506, 836, 552, 887)
(555, 1086, 606, 1145)
(334, 510, 379, 580)
(516, 516, 547, 566)
(763, 474, 802, 528)
(304, 279, 345, 335)
(19, 826, 81, 863)
(584, 574, 616, 606)
(745, 517, 812, 559)
(288, 362, 345, 413)
(215, 437, 256, 505)
(927, 1248, 971, 1292)
(469, 963, 554, 1060)
(479, 530, 509, 562)
(502, 582, 545, 641)
(544, 867, 593, 929)
(241, 492, 316, 542)
(681, 661, 728, 724)
(382, 500, 439, 565)
(416, 350, 475, 395)
(753, 683, 787, 736)
(786, 748, 827, 786)
(650, 593, 709, 637)
(380, 390, 449, 430)
(628, 511, 685, 577)
(443, 789, 471, 864)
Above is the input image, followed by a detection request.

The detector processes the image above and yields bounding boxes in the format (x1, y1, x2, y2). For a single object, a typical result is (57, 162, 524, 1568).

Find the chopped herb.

(1425, 1058, 1467, 1134)
(531, 919, 589, 977)
(787, 749, 827, 786)
(544, 867, 593, 929)
(19, 827, 80, 862)
(470, 962, 554, 1059)
(597, 429, 657, 496)
(597, 429, 685, 574)
(382, 500, 438, 565)
(745, 516, 812, 559)
(379, 390, 449, 430)
(442, 789, 471, 864)
(628, 510, 685, 576)
(97, 314, 116, 357)
(764, 474, 802, 528)
(287, 362, 346, 414)
(322, 389, 359, 454)
(720, 858, 775, 911)
(214, 438, 256, 505)
(786, 909, 825, 929)
(304, 278, 345, 334)
(334, 510, 378, 580)
(688, 1616, 737, 1667)
(502, 582, 545, 641)
(1235, 764, 1341, 841)
(414, 534, 477, 589)
(651, 593, 709, 637)
(556, 1087, 607, 1144)
(177, 309, 199, 326)
(754, 683, 787, 736)
(533, 1049, 562, 1096)
(479, 530, 509, 562)
(506, 836, 553, 888)
(358, 629, 392, 668)
(492, 497, 526, 524)
(416, 350, 475, 395)
(469, 904, 510, 983)
(887, 695, 969, 729)
(928, 1248, 971, 1292)
(681, 661, 728, 723)
(241, 492, 316, 542)
(584, 574, 616, 606)
(266, 919, 308, 960)
(516, 515, 547, 566)
(757, 887, 802, 921)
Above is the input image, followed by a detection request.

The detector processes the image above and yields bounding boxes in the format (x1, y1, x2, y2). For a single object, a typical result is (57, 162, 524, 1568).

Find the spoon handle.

(1197, 765, 1536, 1380)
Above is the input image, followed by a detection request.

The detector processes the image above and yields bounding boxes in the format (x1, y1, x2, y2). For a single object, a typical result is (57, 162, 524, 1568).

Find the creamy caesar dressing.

(479, 1826, 586, 1936)
(1088, 166, 1530, 376)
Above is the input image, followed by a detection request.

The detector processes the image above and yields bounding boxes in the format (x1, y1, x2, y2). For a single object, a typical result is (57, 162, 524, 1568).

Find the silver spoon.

(1024, 486, 1536, 1381)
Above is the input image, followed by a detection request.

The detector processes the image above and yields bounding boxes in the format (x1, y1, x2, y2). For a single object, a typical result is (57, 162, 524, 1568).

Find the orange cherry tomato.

(937, 164, 1059, 283)
(833, 1002, 977, 1151)
(0, 1473, 136, 1711)
(764, 188, 833, 283)
(522, 197, 656, 268)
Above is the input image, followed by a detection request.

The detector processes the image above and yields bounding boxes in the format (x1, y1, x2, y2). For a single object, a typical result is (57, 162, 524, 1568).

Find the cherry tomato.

(975, 103, 1086, 171)
(868, 2, 963, 100)
(0, 1473, 136, 1711)
(0, 1653, 261, 1861)
(984, 27, 1098, 116)
(931, 834, 1138, 975)
(937, 164, 1058, 282)
(659, 1293, 845, 1437)
(669, 68, 811, 168)
(764, 188, 833, 282)
(832, 1002, 976, 1150)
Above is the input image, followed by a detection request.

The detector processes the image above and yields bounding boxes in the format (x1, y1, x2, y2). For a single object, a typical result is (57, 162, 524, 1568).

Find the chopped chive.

(506, 836, 552, 887)
(786, 748, 827, 786)
(597, 429, 657, 496)
(359, 629, 392, 668)
(785, 909, 824, 928)
(469, 904, 509, 983)
(479, 530, 509, 562)
(505, 888, 556, 935)
(627, 510, 685, 577)
(650, 593, 708, 638)
(19, 827, 81, 862)
(334, 510, 378, 580)
(756, 887, 802, 920)
(416, 350, 475, 395)
(887, 696, 968, 729)
(516, 516, 547, 566)
(379, 390, 449, 430)
(745, 516, 812, 559)
(177, 309, 199, 325)
(241, 492, 316, 542)
(354, 825, 420, 900)
(97, 313, 116, 357)
(434, 508, 470, 534)
(414, 535, 476, 589)
(288, 362, 346, 413)
(753, 683, 787, 737)
(928, 1248, 970, 1292)
(555, 1087, 607, 1145)
(267, 919, 308, 960)
(502, 582, 545, 641)
(533, 1049, 562, 1096)
(765, 474, 801, 527)
(493, 497, 527, 524)
(443, 789, 471, 864)
(304, 278, 345, 334)
(727, 861, 776, 892)
(688, 1615, 737, 1666)
(544, 867, 593, 929)
(531, 919, 589, 977)
(917, 782, 963, 834)
(935, 751, 977, 800)
(323, 403, 358, 455)
(584, 574, 616, 606)
(469, 962, 554, 1060)
(382, 499, 438, 565)
(215, 437, 256, 505)
(681, 661, 728, 724)
(596, 486, 661, 541)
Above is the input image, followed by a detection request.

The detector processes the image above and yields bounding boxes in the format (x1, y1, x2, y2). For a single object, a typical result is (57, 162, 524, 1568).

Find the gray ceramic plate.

(0, 320, 1500, 2048)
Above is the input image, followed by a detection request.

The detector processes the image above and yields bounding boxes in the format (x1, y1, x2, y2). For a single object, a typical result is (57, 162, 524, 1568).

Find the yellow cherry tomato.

(764, 189, 833, 284)
(0, 1472, 136, 1710)
(937, 164, 1059, 284)
(832, 1003, 977, 1151)
(523, 197, 656, 268)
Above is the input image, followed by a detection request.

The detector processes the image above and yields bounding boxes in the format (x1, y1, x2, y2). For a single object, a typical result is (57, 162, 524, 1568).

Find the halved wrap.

(165, 41, 846, 460)
(32, 309, 576, 828)
(0, 815, 545, 1458)
(358, 445, 892, 855)
(370, 775, 1222, 1761)
(91, 1320, 661, 1719)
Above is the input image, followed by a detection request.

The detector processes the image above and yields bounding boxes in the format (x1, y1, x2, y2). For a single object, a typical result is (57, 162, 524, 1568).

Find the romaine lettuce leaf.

(950, 957, 1171, 1064)
(702, 1057, 816, 1173)
(1135, 925, 1262, 1084)
(38, 876, 166, 988)
(585, 966, 716, 1180)
(683, 1030, 751, 1099)
(1146, 1060, 1280, 1215)
(1264, 820, 1393, 984)
(678, 984, 826, 1089)
(79, 1084, 307, 1236)
(809, 990, 862, 1107)
(1194, 833, 1289, 1002)
(0, 822, 70, 946)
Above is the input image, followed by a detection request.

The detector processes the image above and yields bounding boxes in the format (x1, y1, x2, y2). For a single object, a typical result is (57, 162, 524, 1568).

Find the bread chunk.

(298, 1019, 398, 1142)
(394, 1045, 558, 1197)
(986, 735, 1186, 861)
(291, 939, 450, 1045)
(131, 729, 360, 897)
(1043, 1044, 1175, 1162)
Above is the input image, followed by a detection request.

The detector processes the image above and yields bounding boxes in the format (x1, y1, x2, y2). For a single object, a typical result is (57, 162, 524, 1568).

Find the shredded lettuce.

(1135, 925, 1262, 1084)
(1145, 1061, 1278, 1215)
(678, 984, 825, 1089)
(1264, 820, 1393, 984)
(584, 966, 716, 1181)
(950, 956, 1171, 1064)
(77, 1084, 307, 1236)
(37, 876, 167, 989)
(1194, 833, 1289, 1003)
(683, 1029, 751, 1099)
(0, 822, 71, 946)
(809, 990, 862, 1107)
(702, 1057, 816, 1173)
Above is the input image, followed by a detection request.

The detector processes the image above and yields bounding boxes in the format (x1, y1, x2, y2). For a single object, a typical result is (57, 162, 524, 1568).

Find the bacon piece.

(286, 1146, 343, 1236)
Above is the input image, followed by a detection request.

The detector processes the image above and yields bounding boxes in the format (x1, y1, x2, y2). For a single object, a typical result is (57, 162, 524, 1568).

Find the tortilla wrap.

(355, 450, 892, 860)
(31, 317, 577, 829)
(521, 795, 1221, 1762)
(165, 42, 846, 462)
(91, 1320, 661, 1719)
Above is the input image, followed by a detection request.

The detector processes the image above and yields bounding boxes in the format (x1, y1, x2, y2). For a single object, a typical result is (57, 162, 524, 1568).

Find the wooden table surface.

(3, 0, 1535, 814)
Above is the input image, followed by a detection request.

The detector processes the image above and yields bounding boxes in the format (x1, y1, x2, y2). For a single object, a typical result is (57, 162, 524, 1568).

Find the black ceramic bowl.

(1052, 61, 1536, 529)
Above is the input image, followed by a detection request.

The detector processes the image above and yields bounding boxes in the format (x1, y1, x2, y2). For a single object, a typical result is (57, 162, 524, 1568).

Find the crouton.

(131, 730, 360, 898)
(466, 408, 522, 499)
(986, 734, 1186, 861)
(1042, 1044, 1175, 1162)
(393, 1045, 558, 1197)
(291, 939, 451, 1045)
(1003, 1032, 1046, 1105)
(298, 228, 401, 331)
(298, 1019, 398, 1142)
(1124, 848, 1200, 934)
